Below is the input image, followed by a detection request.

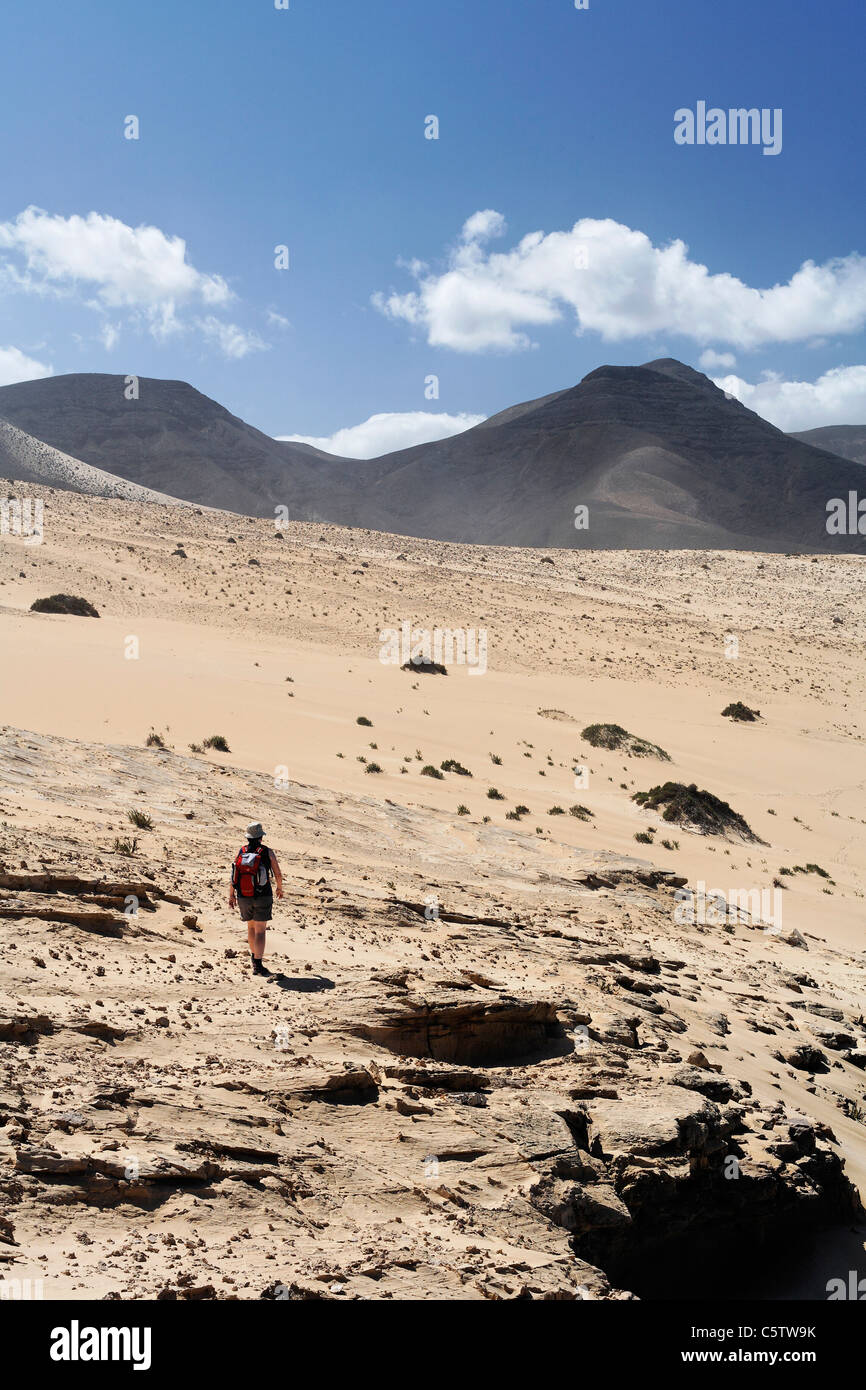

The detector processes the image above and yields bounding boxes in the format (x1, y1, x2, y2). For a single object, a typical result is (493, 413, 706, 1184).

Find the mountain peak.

(640, 358, 719, 390)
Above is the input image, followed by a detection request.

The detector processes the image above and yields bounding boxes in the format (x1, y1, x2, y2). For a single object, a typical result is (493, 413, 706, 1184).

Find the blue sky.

(1, 0, 864, 453)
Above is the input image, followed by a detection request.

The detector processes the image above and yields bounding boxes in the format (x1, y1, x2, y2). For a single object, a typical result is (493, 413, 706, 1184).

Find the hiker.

(228, 822, 283, 975)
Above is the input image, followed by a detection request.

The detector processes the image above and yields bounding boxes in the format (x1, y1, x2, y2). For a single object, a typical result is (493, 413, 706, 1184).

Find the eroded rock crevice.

(529, 1089, 862, 1298)
(345, 977, 573, 1066)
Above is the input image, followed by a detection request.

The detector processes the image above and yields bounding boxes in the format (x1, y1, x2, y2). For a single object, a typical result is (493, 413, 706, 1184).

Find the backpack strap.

(231, 846, 245, 886)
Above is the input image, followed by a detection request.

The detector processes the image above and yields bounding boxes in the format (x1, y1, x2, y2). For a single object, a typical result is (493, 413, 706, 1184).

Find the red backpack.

(233, 844, 267, 898)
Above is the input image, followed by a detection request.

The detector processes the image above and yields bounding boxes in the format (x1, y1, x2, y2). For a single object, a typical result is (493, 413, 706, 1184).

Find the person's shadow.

(268, 972, 334, 992)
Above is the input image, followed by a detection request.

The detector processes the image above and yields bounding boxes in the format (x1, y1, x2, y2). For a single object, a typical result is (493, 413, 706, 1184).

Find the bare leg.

(251, 923, 267, 961)
(246, 922, 258, 957)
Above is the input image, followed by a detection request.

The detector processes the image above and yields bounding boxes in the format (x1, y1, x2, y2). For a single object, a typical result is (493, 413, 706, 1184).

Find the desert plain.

(0, 481, 864, 1300)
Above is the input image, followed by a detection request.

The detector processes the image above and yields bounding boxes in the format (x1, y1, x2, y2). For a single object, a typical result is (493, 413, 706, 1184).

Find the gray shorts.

(238, 895, 273, 923)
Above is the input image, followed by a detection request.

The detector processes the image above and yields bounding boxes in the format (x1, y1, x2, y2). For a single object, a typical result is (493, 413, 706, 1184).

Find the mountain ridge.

(0, 362, 863, 552)
(789, 424, 866, 466)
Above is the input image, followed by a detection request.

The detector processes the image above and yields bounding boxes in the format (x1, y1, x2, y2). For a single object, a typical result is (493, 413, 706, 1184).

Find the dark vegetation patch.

(581, 723, 670, 760)
(722, 702, 761, 722)
(632, 781, 761, 842)
(30, 594, 99, 617)
(780, 863, 834, 883)
(401, 660, 447, 675)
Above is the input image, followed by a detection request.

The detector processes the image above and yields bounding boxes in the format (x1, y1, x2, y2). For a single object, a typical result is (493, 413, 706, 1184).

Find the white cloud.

(0, 207, 266, 359)
(0, 346, 53, 385)
(266, 309, 290, 329)
(280, 410, 485, 459)
(699, 348, 736, 370)
(461, 209, 508, 244)
(197, 317, 267, 359)
(714, 364, 866, 431)
(373, 212, 866, 353)
(0, 207, 231, 309)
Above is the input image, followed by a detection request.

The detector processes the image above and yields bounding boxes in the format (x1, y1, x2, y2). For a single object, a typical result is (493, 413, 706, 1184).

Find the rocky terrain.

(1, 729, 864, 1301)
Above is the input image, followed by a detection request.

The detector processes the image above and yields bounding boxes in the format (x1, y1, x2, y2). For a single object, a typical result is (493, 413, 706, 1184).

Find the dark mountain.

(0, 414, 186, 504)
(0, 373, 365, 520)
(789, 425, 866, 466)
(346, 358, 866, 551)
(1, 363, 863, 552)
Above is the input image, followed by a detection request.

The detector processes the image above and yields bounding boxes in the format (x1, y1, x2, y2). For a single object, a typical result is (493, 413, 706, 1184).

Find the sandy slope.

(0, 420, 192, 505)
(1, 481, 863, 946)
(0, 479, 864, 1300)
